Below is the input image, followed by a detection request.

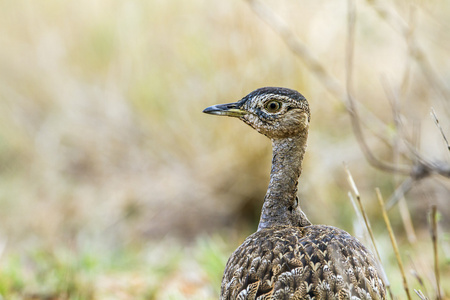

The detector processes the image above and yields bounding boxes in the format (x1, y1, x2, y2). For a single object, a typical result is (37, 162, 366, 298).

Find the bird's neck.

(258, 130, 312, 230)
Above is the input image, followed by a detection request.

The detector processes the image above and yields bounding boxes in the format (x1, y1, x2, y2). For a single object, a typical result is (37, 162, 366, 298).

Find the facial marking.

(238, 90, 310, 139)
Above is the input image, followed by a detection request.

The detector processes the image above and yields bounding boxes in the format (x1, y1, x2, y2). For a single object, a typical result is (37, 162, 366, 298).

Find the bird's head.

(203, 87, 310, 139)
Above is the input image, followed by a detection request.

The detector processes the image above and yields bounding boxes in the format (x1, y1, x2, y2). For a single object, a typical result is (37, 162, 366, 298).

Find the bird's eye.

(265, 100, 282, 113)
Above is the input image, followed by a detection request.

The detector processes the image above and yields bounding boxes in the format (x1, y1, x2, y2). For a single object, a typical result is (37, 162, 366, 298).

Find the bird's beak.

(202, 102, 247, 118)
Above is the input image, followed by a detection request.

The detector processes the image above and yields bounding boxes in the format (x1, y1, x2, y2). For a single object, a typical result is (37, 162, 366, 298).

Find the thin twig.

(380, 78, 446, 182)
(430, 205, 442, 300)
(376, 188, 412, 300)
(385, 177, 414, 210)
(431, 107, 450, 153)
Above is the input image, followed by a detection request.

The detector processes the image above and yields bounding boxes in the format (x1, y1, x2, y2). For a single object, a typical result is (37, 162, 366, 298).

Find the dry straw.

(430, 205, 442, 300)
(345, 165, 394, 300)
(376, 188, 412, 300)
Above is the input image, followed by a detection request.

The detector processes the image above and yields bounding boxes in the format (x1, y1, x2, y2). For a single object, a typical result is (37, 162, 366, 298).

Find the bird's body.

(222, 226, 384, 300)
(203, 87, 386, 300)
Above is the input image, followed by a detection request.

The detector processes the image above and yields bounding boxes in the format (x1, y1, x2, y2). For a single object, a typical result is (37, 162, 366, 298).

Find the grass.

(0, 0, 449, 299)
(0, 237, 228, 299)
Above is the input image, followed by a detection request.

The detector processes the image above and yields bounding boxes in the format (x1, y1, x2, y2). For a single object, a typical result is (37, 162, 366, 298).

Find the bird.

(203, 87, 386, 300)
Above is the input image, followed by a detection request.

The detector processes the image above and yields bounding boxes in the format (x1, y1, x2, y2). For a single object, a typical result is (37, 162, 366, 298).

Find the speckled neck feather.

(258, 129, 311, 230)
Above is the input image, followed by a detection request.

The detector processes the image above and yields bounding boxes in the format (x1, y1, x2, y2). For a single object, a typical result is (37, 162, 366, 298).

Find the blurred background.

(0, 0, 449, 299)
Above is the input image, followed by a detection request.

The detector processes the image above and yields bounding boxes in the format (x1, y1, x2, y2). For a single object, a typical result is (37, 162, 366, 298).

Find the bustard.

(203, 87, 386, 300)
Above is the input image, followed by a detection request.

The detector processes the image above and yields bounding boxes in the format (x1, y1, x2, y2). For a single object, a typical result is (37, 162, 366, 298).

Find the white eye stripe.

(251, 94, 309, 116)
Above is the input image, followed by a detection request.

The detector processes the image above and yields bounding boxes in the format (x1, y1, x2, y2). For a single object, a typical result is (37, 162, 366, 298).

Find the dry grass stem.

(348, 191, 394, 300)
(345, 166, 393, 299)
(430, 205, 442, 300)
(345, 165, 360, 198)
(414, 289, 430, 300)
(398, 197, 417, 244)
(376, 188, 412, 300)
(408, 255, 429, 298)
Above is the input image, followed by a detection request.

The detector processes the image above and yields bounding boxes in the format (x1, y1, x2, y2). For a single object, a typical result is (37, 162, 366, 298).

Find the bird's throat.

(258, 130, 311, 230)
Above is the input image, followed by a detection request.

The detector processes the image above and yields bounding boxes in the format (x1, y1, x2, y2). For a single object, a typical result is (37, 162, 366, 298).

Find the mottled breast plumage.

(221, 225, 385, 300)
